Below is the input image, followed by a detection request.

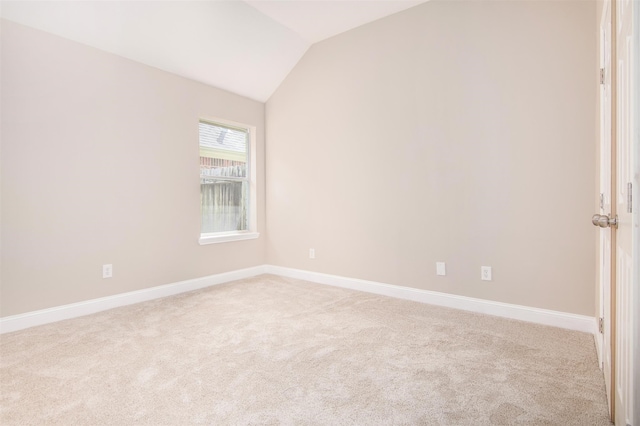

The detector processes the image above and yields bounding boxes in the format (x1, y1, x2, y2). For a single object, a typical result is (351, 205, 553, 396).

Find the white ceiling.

(245, 1, 425, 44)
(0, 1, 427, 102)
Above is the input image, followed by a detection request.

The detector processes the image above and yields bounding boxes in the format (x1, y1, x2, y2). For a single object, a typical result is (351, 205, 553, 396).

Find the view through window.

(199, 120, 249, 235)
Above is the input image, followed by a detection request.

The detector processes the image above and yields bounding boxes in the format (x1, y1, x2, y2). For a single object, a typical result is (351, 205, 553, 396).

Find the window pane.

(200, 179, 248, 233)
(199, 122, 247, 178)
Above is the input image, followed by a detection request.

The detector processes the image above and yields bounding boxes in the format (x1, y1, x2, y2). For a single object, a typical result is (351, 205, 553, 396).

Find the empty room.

(1, 0, 638, 424)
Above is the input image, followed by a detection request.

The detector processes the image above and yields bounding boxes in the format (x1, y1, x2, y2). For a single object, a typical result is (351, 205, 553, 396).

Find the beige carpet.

(1, 274, 611, 425)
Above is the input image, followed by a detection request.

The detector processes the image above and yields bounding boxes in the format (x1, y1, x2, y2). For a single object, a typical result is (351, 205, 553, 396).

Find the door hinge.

(600, 68, 605, 84)
(599, 317, 604, 334)
(627, 182, 633, 213)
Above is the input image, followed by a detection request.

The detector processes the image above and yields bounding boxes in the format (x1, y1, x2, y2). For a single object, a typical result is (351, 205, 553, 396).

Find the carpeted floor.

(0, 274, 611, 425)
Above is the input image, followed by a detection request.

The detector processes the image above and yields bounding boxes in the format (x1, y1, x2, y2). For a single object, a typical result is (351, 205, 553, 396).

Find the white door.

(597, 0, 614, 416)
(632, 1, 640, 423)
(614, 0, 635, 424)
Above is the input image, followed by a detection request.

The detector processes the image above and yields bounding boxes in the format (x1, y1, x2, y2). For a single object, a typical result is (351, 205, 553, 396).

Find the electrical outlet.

(436, 262, 446, 276)
(102, 264, 113, 279)
(481, 266, 492, 281)
(309, 248, 315, 259)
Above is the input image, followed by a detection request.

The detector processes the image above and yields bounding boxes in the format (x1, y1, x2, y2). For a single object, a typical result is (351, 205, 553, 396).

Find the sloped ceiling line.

(0, 0, 427, 102)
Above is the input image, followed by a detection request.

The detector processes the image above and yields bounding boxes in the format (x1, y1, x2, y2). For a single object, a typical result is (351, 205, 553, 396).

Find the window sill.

(199, 232, 260, 245)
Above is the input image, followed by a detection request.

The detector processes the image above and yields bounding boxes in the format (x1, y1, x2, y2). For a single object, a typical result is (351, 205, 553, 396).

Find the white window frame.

(198, 117, 259, 245)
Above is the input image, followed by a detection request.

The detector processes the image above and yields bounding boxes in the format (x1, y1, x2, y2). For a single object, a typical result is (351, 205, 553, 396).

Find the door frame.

(610, 0, 618, 420)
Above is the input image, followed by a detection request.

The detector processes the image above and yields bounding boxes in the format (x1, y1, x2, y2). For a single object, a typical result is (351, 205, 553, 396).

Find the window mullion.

(201, 176, 247, 182)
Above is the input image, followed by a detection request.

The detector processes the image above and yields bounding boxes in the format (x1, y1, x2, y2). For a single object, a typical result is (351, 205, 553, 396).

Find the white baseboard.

(1, 264, 596, 336)
(265, 265, 596, 334)
(0, 265, 267, 334)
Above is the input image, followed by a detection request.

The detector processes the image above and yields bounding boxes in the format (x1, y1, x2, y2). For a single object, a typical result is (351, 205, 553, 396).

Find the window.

(199, 119, 258, 244)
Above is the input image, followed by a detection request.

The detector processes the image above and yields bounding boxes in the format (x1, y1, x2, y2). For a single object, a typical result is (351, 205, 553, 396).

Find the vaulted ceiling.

(1, 1, 427, 102)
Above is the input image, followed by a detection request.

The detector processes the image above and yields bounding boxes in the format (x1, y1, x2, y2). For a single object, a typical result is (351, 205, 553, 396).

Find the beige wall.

(1, 1, 600, 319)
(1, 20, 266, 316)
(266, 0, 597, 315)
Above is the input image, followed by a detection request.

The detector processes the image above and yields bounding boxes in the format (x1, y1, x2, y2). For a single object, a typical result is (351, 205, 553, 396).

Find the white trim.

(199, 232, 259, 245)
(0, 265, 266, 334)
(265, 265, 596, 334)
(1, 265, 597, 336)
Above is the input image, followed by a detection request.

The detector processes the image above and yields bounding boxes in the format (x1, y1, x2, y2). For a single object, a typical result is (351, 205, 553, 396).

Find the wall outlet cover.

(102, 264, 113, 279)
(481, 266, 492, 281)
